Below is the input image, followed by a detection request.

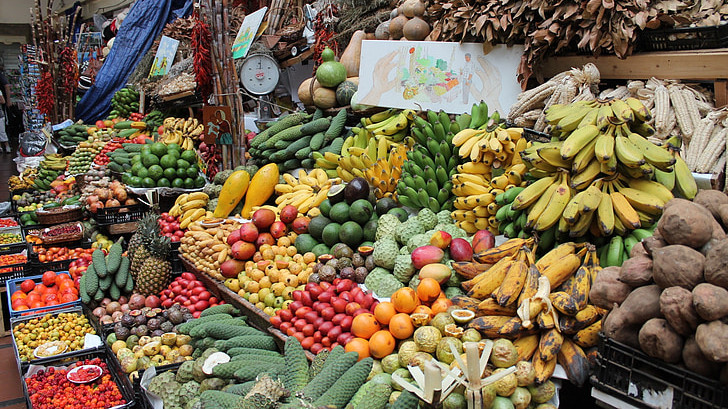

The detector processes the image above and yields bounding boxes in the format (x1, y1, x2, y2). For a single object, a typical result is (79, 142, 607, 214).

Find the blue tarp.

(75, 0, 193, 123)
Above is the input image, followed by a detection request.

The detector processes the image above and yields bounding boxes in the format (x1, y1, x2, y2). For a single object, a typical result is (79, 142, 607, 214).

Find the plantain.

(517, 264, 541, 308)
(569, 263, 591, 310)
(497, 316, 536, 338)
(477, 298, 518, 316)
(493, 250, 529, 307)
(557, 338, 590, 387)
(538, 328, 564, 362)
(549, 292, 580, 316)
(535, 242, 579, 271)
(452, 261, 492, 280)
(468, 316, 513, 338)
(535, 309, 556, 330)
(540, 252, 583, 289)
(473, 238, 530, 264)
(513, 334, 539, 362)
(572, 319, 602, 348)
(532, 353, 557, 384)
(449, 295, 481, 311)
(466, 256, 514, 299)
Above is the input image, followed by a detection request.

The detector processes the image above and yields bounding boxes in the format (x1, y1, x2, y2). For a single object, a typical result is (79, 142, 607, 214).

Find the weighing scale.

(239, 52, 280, 121)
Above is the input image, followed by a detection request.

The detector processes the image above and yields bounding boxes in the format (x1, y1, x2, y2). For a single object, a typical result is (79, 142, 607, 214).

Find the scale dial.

(239, 53, 280, 95)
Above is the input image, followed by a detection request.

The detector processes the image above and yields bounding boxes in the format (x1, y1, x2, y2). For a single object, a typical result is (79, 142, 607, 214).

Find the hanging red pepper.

(59, 46, 78, 95)
(313, 3, 339, 69)
(192, 9, 213, 100)
(37, 70, 55, 117)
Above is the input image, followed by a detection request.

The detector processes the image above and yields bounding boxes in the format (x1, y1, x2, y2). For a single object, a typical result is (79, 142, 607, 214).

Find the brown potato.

(602, 306, 640, 348)
(693, 190, 728, 221)
(629, 242, 648, 259)
(704, 239, 728, 289)
(619, 284, 662, 326)
(652, 245, 705, 289)
(696, 320, 728, 362)
(659, 287, 700, 336)
(657, 199, 714, 248)
(638, 318, 683, 364)
(693, 283, 728, 321)
(683, 336, 721, 377)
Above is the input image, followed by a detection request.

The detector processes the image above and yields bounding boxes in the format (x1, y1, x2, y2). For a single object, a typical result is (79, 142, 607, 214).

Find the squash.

(403, 17, 430, 41)
(401, 0, 425, 18)
(315, 47, 347, 88)
(214, 170, 250, 218)
(297, 78, 320, 106)
(375, 21, 390, 40)
(313, 87, 338, 109)
(340, 31, 367, 77)
(336, 81, 358, 106)
(241, 163, 279, 218)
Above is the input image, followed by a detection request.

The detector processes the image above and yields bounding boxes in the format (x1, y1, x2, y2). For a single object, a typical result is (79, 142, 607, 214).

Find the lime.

(150, 142, 168, 157)
(141, 153, 160, 167)
(163, 167, 177, 180)
(183, 178, 194, 189)
(148, 165, 164, 181)
(137, 168, 149, 179)
(122, 174, 131, 185)
(194, 175, 206, 188)
(349, 199, 374, 225)
(388, 207, 409, 223)
(172, 178, 185, 188)
(339, 221, 363, 248)
(294, 234, 318, 253)
(130, 176, 142, 187)
(329, 202, 350, 224)
(157, 178, 171, 188)
(176, 159, 191, 169)
(160, 154, 177, 169)
(319, 199, 332, 218)
(131, 162, 144, 176)
(322, 223, 342, 247)
(142, 177, 156, 188)
(176, 168, 187, 178)
(186, 166, 199, 178)
(181, 149, 197, 163)
(167, 143, 181, 152)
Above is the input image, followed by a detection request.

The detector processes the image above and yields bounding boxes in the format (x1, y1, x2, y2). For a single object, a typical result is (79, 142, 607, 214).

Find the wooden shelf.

(540, 48, 728, 106)
(280, 48, 313, 69)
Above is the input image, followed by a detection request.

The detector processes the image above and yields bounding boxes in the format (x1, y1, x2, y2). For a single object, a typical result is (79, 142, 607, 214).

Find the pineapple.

(136, 234, 172, 296)
(129, 213, 161, 279)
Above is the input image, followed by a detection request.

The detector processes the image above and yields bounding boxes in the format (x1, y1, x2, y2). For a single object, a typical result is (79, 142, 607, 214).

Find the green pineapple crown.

(148, 234, 171, 259)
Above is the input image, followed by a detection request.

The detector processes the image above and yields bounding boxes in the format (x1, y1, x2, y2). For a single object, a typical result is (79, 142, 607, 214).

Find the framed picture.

(358, 41, 523, 114)
(148, 36, 180, 78)
(203, 106, 233, 145)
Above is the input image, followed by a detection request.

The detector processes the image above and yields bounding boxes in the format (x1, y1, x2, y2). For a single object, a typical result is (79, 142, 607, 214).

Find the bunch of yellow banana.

(8, 175, 34, 190)
(273, 169, 340, 216)
(170, 192, 210, 229)
(456, 239, 602, 387)
(365, 144, 407, 199)
(162, 117, 203, 149)
(359, 109, 416, 142)
(452, 126, 528, 166)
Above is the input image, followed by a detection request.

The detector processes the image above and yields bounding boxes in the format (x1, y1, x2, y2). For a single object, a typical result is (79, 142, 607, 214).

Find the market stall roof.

(75, 0, 193, 123)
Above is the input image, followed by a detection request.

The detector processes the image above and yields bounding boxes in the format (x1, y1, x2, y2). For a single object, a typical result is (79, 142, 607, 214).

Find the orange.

(430, 298, 453, 316)
(11, 291, 27, 302)
(417, 278, 441, 304)
(345, 338, 371, 361)
(388, 313, 415, 339)
(351, 313, 381, 339)
(412, 305, 433, 318)
(373, 301, 396, 325)
(391, 287, 419, 314)
(369, 330, 396, 358)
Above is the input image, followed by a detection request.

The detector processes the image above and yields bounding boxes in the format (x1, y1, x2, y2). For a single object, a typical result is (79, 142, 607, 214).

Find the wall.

(0, 0, 32, 25)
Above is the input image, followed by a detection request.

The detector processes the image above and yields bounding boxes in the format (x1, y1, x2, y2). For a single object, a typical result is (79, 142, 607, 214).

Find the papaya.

(240, 163, 279, 218)
(213, 170, 251, 218)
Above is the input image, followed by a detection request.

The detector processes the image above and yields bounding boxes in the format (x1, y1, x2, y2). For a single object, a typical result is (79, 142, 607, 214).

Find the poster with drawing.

(149, 36, 179, 77)
(232, 7, 268, 59)
(358, 41, 523, 114)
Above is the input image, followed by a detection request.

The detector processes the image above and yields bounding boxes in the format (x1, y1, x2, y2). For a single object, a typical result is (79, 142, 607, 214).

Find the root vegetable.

(589, 266, 631, 310)
(657, 199, 714, 248)
(652, 245, 705, 289)
(693, 190, 728, 221)
(659, 287, 700, 336)
(705, 239, 728, 288)
(619, 284, 663, 326)
(618, 256, 653, 287)
(602, 305, 640, 348)
(683, 336, 721, 377)
(696, 320, 728, 362)
(718, 204, 728, 227)
(693, 283, 728, 321)
(638, 318, 683, 363)
(641, 236, 666, 257)
(629, 242, 647, 258)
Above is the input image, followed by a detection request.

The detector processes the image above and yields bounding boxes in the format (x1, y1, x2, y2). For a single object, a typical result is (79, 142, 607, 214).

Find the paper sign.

(204, 106, 233, 145)
(232, 7, 267, 59)
(358, 41, 523, 114)
(149, 36, 179, 77)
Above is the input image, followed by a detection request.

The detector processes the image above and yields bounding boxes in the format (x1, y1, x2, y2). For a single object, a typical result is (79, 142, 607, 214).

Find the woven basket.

(35, 206, 84, 225)
(273, 7, 305, 42)
(40, 222, 84, 245)
(107, 221, 138, 235)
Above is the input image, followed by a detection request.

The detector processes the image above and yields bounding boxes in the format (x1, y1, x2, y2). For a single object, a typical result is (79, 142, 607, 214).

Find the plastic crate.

(640, 24, 728, 52)
(593, 334, 728, 409)
(6, 272, 80, 318)
(21, 348, 135, 409)
(11, 305, 103, 369)
(94, 203, 149, 226)
(0, 247, 30, 286)
(135, 363, 183, 409)
(0, 226, 27, 252)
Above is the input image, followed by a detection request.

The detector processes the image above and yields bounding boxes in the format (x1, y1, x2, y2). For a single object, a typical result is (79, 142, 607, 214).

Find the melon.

(336, 80, 358, 106)
(313, 87, 338, 109)
(297, 78, 321, 106)
(315, 47, 347, 88)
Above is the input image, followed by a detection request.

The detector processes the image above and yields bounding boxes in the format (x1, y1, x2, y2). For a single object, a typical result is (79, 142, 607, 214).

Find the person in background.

(0, 58, 12, 153)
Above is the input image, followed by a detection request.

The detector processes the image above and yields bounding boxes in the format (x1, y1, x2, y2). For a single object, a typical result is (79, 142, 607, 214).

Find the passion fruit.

(358, 246, 374, 257)
(450, 309, 475, 325)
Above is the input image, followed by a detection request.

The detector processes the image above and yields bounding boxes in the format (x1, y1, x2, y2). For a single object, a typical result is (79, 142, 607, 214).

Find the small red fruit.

(231, 241, 256, 260)
(239, 222, 259, 242)
(280, 205, 299, 224)
(252, 208, 276, 230)
(269, 221, 288, 239)
(256, 232, 275, 247)
(291, 216, 310, 234)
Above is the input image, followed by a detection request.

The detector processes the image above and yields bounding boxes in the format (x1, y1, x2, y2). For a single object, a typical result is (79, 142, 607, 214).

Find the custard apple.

(373, 238, 399, 269)
(399, 246, 410, 255)
(437, 210, 452, 225)
(407, 233, 430, 253)
(179, 381, 201, 406)
(365, 267, 404, 298)
(202, 184, 222, 199)
(395, 219, 425, 246)
(417, 208, 438, 230)
(206, 198, 219, 212)
(375, 214, 401, 241)
(213, 169, 233, 185)
(393, 255, 415, 282)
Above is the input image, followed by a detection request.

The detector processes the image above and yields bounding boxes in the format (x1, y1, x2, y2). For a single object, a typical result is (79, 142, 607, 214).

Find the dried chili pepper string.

(192, 8, 213, 100)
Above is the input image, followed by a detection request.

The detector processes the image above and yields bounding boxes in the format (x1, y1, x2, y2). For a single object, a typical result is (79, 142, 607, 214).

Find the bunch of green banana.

(598, 227, 654, 267)
(143, 110, 165, 130)
(493, 186, 528, 238)
(33, 155, 68, 191)
(360, 108, 416, 142)
(109, 87, 140, 119)
(395, 110, 463, 212)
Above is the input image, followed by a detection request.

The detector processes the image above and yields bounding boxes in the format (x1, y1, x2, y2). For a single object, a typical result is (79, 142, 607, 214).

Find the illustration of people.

(158, 57, 168, 76)
(460, 53, 474, 104)
(209, 110, 232, 145)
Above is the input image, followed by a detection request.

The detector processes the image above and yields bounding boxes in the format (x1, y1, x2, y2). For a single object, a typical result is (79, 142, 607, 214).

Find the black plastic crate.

(94, 203, 149, 226)
(593, 334, 728, 409)
(639, 24, 728, 52)
(0, 246, 30, 286)
(21, 348, 135, 409)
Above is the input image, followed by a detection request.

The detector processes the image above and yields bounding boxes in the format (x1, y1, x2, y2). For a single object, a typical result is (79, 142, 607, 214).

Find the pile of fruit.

(0, 232, 23, 245)
(25, 358, 127, 409)
(226, 207, 305, 264)
(180, 218, 241, 280)
(0, 218, 19, 228)
(108, 87, 140, 119)
(56, 122, 90, 146)
(12, 311, 95, 361)
(158, 211, 185, 242)
(85, 179, 135, 214)
(8, 173, 35, 191)
(68, 129, 114, 174)
(32, 154, 68, 191)
(14, 190, 57, 212)
(159, 272, 224, 317)
(161, 117, 203, 150)
(68, 253, 93, 281)
(33, 246, 95, 263)
(272, 169, 340, 217)
(122, 141, 205, 189)
(0, 253, 26, 270)
(10, 271, 78, 313)
(93, 138, 125, 167)
(168, 192, 210, 230)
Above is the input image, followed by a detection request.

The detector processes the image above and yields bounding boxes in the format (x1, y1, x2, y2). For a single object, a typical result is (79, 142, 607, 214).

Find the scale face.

(239, 53, 280, 95)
